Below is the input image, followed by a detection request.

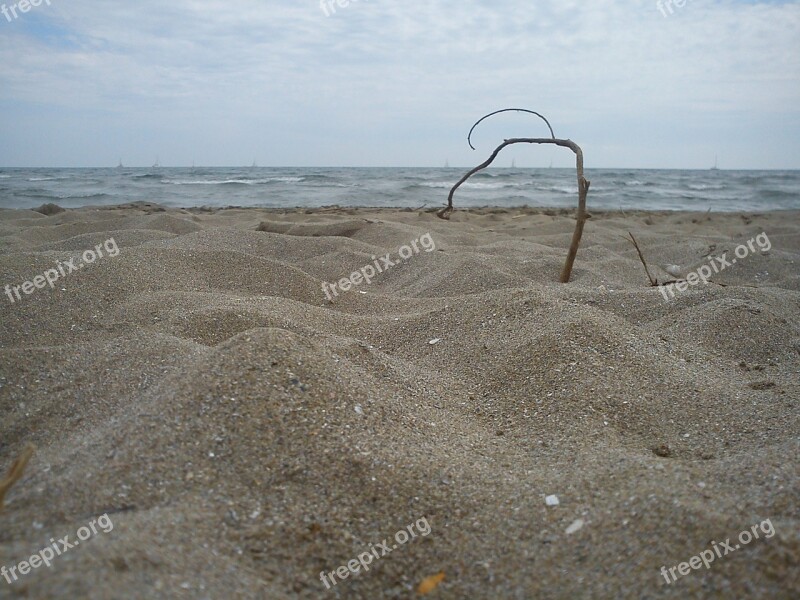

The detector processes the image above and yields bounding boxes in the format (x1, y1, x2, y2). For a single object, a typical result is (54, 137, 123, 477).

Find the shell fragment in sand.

(665, 264, 682, 277)
(566, 519, 585, 535)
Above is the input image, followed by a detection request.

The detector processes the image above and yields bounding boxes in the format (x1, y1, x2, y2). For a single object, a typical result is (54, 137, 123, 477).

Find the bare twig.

(0, 444, 35, 511)
(628, 232, 658, 286)
(562, 171, 591, 284)
(439, 137, 590, 283)
(440, 109, 591, 282)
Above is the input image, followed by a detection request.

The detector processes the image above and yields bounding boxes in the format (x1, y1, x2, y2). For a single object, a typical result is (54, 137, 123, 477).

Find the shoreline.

(6, 202, 800, 216)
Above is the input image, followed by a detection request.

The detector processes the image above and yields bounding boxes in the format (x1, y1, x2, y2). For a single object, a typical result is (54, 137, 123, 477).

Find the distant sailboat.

(511, 159, 516, 169)
(251, 160, 258, 168)
(117, 159, 123, 169)
(153, 156, 160, 168)
(548, 159, 553, 169)
(710, 155, 719, 171)
(444, 159, 450, 168)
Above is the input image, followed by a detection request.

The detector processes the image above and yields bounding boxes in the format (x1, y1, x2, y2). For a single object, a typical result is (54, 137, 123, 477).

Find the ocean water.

(0, 167, 797, 212)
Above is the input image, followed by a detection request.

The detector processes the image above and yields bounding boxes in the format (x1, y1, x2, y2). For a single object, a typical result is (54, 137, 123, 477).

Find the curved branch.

(438, 137, 590, 283)
(467, 108, 556, 150)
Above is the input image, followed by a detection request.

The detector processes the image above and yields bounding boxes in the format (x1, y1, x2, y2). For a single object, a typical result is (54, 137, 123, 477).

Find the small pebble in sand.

(546, 495, 560, 506)
(666, 264, 682, 277)
(354, 404, 364, 415)
(429, 338, 441, 345)
(566, 519, 585, 535)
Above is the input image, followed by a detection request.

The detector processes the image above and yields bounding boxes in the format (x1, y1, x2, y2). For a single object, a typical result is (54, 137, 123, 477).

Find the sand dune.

(0, 204, 797, 599)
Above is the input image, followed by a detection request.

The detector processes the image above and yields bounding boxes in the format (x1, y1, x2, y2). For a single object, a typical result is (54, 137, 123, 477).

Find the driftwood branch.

(439, 138, 591, 283)
(0, 444, 35, 511)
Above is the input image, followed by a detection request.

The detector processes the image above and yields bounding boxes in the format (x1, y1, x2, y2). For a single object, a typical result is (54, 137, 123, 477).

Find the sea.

(0, 167, 797, 212)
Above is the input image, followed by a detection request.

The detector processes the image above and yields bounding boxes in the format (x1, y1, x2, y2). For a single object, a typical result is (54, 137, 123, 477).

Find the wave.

(306, 182, 356, 188)
(604, 178, 658, 187)
(412, 181, 578, 193)
(16, 192, 59, 200)
(415, 182, 510, 190)
(687, 183, 724, 191)
(532, 184, 578, 194)
(472, 171, 536, 180)
(759, 172, 800, 181)
(301, 174, 348, 182)
(760, 189, 797, 200)
(165, 180, 252, 186)
(266, 176, 304, 183)
(0, 175, 12, 179)
(736, 175, 768, 185)
(164, 177, 305, 186)
(17, 192, 115, 201)
(416, 182, 456, 189)
(66, 193, 115, 199)
(460, 182, 509, 190)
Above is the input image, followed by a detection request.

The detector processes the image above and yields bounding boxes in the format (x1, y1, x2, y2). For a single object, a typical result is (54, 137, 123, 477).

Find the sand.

(0, 203, 798, 599)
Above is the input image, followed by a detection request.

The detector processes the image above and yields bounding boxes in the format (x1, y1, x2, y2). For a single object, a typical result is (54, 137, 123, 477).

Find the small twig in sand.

(0, 444, 35, 511)
(628, 232, 658, 286)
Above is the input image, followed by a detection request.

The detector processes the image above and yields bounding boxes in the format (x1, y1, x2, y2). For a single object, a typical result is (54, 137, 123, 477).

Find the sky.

(0, 0, 798, 169)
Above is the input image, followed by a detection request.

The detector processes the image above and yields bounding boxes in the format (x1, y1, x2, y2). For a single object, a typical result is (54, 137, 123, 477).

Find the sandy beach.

(0, 204, 798, 599)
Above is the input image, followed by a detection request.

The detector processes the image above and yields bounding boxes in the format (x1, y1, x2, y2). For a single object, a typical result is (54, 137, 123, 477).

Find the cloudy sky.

(0, 0, 798, 168)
